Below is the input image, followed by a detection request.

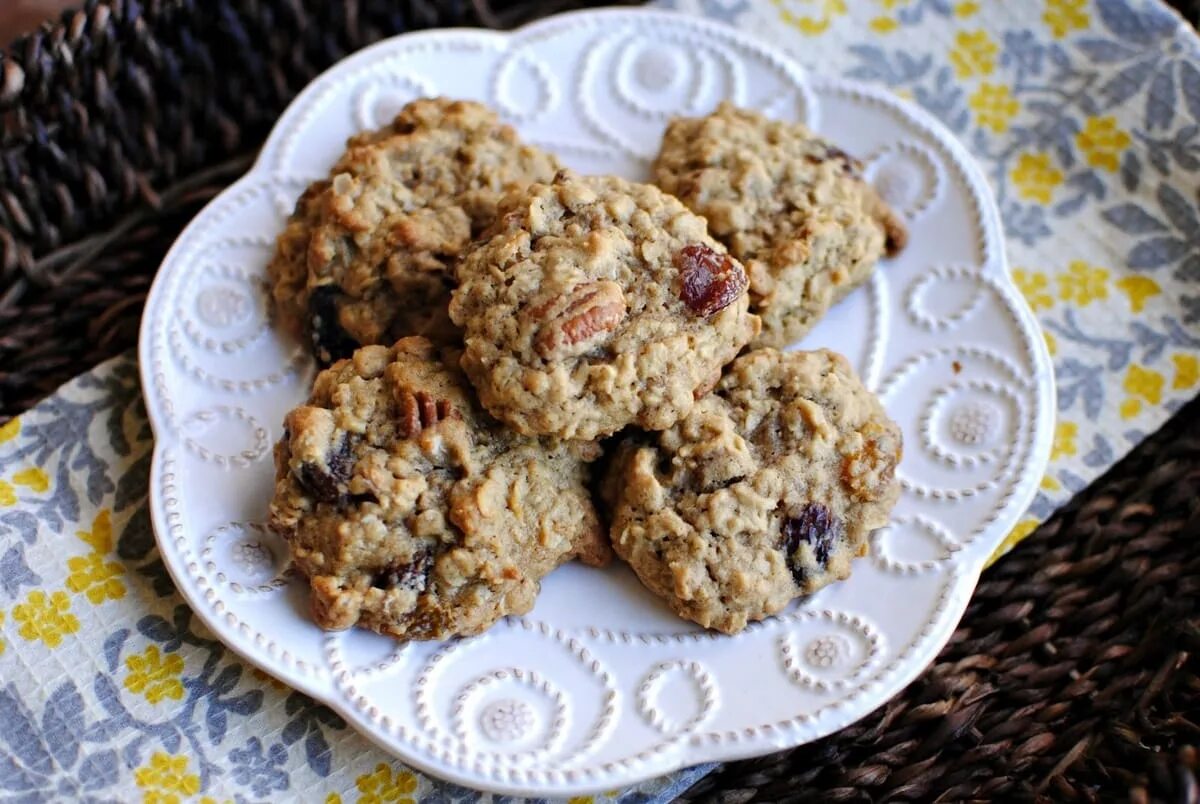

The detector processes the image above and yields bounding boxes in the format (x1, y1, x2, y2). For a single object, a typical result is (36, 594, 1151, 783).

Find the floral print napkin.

(0, 0, 1197, 800)
(0, 359, 709, 802)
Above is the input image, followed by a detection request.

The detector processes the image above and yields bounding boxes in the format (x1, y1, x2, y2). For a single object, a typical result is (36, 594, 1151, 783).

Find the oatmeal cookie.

(606, 348, 901, 634)
(449, 171, 759, 440)
(266, 97, 561, 363)
(268, 336, 610, 641)
(654, 102, 906, 348)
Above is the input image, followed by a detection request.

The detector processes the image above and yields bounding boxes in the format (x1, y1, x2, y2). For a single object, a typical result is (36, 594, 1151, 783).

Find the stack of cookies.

(266, 98, 904, 639)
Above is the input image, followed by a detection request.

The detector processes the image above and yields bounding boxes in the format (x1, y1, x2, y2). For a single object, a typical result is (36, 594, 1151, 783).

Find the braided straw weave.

(1, 3, 1198, 801)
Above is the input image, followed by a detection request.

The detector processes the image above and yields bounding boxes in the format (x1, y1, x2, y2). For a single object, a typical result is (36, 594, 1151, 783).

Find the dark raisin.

(781, 503, 840, 586)
(296, 436, 354, 504)
(656, 451, 674, 478)
(371, 550, 434, 592)
(824, 145, 862, 175)
(308, 285, 359, 366)
(674, 244, 748, 317)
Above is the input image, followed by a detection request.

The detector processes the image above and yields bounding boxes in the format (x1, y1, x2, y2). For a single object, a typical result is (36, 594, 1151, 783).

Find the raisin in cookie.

(266, 98, 561, 364)
(654, 103, 906, 349)
(449, 171, 759, 440)
(606, 348, 901, 634)
(268, 336, 610, 640)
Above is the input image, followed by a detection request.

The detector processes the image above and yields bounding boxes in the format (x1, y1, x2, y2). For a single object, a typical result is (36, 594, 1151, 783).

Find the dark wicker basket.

(1, 2, 1197, 801)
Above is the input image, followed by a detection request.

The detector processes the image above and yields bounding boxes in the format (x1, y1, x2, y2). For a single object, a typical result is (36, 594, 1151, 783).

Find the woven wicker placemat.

(1, 2, 1197, 801)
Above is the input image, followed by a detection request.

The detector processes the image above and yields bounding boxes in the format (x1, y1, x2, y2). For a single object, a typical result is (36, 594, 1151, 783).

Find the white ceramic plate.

(138, 8, 1054, 797)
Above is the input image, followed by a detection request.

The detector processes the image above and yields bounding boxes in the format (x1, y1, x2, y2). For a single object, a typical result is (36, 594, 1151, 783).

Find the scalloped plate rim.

(137, 7, 1055, 797)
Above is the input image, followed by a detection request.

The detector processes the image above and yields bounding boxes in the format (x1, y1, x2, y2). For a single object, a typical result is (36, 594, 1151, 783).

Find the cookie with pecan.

(605, 348, 901, 634)
(449, 171, 760, 440)
(268, 336, 610, 641)
(266, 97, 561, 364)
(654, 102, 906, 349)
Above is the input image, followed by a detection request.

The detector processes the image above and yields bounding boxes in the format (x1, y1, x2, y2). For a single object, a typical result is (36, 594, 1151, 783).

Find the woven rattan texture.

(679, 395, 1200, 803)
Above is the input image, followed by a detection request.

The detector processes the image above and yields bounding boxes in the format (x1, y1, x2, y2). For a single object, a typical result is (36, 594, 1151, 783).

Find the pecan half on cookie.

(450, 171, 759, 440)
(655, 102, 906, 349)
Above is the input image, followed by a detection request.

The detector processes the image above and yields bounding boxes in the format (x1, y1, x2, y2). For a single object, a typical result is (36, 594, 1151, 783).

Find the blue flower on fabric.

(1002, 203, 1053, 246)
(1075, 0, 1200, 130)
(228, 737, 289, 798)
(698, 0, 750, 23)
(0, 682, 121, 802)
(1000, 30, 1046, 78)
(1102, 183, 1200, 282)
(280, 692, 346, 777)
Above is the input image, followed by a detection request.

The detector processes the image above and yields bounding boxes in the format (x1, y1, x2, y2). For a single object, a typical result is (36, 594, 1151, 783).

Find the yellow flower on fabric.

(134, 752, 201, 804)
(356, 763, 418, 804)
(1116, 276, 1161, 312)
(11, 468, 48, 493)
(77, 509, 114, 553)
(0, 610, 6, 655)
(1124, 364, 1164, 405)
(1013, 269, 1053, 311)
(774, 0, 847, 35)
(1121, 364, 1164, 418)
(568, 798, 596, 804)
(1076, 116, 1131, 171)
(1057, 260, 1109, 305)
(325, 796, 343, 804)
(66, 551, 126, 604)
(955, 1, 980, 15)
(949, 31, 998, 78)
(1044, 0, 1089, 38)
(13, 591, 79, 648)
(0, 418, 18, 444)
(990, 517, 1041, 565)
(969, 84, 1020, 133)
(1173, 354, 1199, 390)
(125, 645, 185, 704)
(1051, 420, 1078, 461)
(1041, 473, 1062, 491)
(0, 464, 48, 504)
(867, 0, 905, 31)
(1011, 153, 1063, 204)
(1044, 330, 1058, 356)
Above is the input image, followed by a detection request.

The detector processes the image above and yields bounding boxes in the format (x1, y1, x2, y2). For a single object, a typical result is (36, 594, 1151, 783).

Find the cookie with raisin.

(266, 97, 561, 364)
(268, 336, 609, 641)
(654, 102, 906, 349)
(448, 171, 759, 440)
(605, 348, 901, 634)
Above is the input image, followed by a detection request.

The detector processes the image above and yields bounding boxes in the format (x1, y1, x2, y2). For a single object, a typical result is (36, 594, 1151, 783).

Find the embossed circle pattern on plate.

(200, 522, 291, 594)
(778, 610, 883, 693)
